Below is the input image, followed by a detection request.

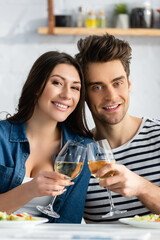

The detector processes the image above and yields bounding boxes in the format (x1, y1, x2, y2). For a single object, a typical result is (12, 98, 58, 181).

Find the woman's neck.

(25, 114, 61, 143)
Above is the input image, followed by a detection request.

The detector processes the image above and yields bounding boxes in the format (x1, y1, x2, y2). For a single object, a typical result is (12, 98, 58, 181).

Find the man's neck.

(93, 115, 142, 149)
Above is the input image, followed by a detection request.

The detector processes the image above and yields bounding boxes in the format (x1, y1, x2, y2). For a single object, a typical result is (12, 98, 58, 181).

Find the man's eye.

(93, 85, 102, 90)
(115, 82, 122, 87)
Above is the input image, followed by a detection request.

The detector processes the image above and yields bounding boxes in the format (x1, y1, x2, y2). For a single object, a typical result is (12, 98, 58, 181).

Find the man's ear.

(128, 79, 131, 92)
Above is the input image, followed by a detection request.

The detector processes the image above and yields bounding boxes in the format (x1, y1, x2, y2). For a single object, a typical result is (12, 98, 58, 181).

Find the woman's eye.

(72, 86, 80, 91)
(52, 80, 62, 86)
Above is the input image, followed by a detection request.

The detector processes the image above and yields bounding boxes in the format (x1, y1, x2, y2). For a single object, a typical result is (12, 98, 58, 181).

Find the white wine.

(55, 161, 84, 180)
(88, 160, 115, 180)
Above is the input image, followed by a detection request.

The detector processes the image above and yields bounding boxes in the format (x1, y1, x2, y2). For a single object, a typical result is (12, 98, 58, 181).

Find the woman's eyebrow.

(51, 74, 65, 80)
(51, 74, 81, 84)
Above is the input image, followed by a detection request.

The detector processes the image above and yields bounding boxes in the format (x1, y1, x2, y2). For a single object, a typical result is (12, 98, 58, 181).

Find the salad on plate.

(0, 211, 36, 221)
(132, 214, 160, 222)
(0, 211, 48, 228)
(119, 214, 160, 229)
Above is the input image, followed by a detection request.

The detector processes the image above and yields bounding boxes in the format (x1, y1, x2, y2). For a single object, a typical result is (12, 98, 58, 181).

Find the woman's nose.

(59, 86, 71, 99)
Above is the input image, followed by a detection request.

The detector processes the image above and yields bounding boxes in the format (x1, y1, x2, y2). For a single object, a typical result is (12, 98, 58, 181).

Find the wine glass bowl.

(88, 160, 116, 179)
(87, 139, 127, 218)
(37, 140, 86, 218)
(54, 141, 85, 180)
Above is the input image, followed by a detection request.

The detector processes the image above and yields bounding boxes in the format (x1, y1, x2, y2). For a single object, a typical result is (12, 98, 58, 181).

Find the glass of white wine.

(37, 140, 87, 218)
(87, 139, 127, 218)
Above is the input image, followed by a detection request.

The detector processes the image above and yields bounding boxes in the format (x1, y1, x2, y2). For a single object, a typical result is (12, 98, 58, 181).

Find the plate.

(119, 217, 160, 229)
(0, 217, 48, 228)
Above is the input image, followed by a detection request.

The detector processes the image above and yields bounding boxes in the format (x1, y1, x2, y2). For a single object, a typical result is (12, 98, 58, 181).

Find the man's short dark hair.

(76, 33, 132, 78)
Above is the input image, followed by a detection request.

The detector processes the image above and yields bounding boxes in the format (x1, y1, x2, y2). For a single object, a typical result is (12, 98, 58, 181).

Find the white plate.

(119, 217, 160, 229)
(0, 217, 48, 228)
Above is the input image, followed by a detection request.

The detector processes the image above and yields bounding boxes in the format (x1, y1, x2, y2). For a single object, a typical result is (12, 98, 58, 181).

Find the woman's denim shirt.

(0, 120, 92, 223)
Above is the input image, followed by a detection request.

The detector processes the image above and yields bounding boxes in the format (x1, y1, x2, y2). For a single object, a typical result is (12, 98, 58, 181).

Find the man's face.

(86, 60, 131, 126)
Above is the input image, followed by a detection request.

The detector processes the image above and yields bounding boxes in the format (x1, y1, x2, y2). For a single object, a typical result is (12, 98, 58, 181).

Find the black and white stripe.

(84, 118, 160, 223)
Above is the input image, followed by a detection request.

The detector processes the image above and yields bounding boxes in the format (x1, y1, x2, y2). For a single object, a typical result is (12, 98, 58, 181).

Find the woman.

(0, 51, 92, 223)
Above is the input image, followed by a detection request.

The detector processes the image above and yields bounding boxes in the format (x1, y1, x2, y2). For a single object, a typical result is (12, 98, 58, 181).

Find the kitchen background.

(0, 0, 160, 129)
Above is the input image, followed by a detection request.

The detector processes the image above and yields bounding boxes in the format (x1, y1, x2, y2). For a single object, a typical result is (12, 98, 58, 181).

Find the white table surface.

(0, 222, 160, 240)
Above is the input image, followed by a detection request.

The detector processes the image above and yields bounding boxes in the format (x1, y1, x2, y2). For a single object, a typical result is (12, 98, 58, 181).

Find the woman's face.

(35, 63, 81, 123)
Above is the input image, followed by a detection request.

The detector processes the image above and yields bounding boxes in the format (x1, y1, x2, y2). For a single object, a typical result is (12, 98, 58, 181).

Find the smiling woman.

(35, 63, 81, 123)
(7, 51, 89, 136)
(0, 51, 93, 223)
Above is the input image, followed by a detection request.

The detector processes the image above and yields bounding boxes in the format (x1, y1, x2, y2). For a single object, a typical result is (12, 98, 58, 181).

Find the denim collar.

(9, 123, 28, 142)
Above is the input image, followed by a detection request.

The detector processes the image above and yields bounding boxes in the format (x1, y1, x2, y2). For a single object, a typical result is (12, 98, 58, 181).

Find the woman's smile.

(52, 101, 70, 112)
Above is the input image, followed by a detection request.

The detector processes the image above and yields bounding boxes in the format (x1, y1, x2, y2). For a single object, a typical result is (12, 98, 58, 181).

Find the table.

(0, 222, 160, 240)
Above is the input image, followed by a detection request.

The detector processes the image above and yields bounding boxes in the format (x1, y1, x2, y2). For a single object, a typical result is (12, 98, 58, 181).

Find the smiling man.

(76, 33, 160, 223)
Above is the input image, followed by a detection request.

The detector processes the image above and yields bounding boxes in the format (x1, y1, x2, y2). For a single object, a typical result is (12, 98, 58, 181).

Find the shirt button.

(17, 177, 21, 184)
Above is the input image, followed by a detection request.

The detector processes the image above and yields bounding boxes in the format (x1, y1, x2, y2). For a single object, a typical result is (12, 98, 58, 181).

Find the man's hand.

(97, 163, 147, 198)
(96, 162, 160, 214)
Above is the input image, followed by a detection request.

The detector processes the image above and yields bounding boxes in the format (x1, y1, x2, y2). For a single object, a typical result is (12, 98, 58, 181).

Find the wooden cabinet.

(38, 0, 160, 36)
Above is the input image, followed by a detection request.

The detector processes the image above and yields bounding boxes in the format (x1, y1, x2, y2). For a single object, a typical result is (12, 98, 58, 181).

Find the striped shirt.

(84, 117, 160, 223)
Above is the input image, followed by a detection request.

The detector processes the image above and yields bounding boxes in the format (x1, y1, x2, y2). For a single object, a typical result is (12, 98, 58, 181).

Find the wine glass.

(87, 139, 127, 218)
(37, 140, 87, 218)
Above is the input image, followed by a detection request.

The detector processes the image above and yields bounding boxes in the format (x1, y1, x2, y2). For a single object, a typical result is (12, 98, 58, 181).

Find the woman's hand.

(0, 171, 74, 214)
(28, 170, 74, 198)
(97, 163, 146, 198)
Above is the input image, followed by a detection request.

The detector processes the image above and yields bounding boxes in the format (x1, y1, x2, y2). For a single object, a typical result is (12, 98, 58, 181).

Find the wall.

(0, 0, 160, 129)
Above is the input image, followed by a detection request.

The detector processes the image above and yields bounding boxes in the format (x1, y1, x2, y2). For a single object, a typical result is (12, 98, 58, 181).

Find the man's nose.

(104, 87, 116, 99)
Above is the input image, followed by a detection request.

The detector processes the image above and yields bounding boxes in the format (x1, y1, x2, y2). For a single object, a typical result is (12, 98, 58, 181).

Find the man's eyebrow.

(87, 81, 103, 86)
(51, 74, 81, 84)
(112, 76, 126, 82)
(87, 76, 126, 86)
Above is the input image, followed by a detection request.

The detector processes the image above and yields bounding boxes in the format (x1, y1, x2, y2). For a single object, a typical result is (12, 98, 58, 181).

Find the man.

(76, 33, 160, 223)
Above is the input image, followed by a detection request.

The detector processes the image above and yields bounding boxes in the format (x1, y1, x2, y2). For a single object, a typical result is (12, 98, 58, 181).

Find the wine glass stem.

(51, 196, 56, 207)
(107, 186, 115, 210)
